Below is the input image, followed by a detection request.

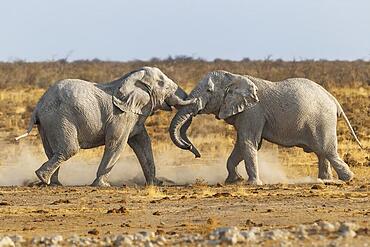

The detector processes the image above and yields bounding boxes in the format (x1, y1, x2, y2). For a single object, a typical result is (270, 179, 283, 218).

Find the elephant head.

(113, 67, 194, 116)
(169, 71, 259, 157)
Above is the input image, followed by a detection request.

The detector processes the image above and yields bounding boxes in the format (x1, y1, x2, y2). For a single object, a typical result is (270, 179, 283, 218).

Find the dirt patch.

(0, 181, 368, 246)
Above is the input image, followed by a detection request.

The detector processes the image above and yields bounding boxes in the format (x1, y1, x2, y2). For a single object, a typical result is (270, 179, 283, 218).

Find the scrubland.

(0, 59, 368, 245)
(0, 59, 368, 168)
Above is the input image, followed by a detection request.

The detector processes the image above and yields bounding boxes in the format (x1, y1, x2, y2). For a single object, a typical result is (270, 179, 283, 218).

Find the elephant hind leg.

(326, 153, 354, 181)
(316, 154, 333, 180)
(49, 168, 62, 186)
(35, 140, 78, 185)
(307, 122, 351, 181)
(36, 124, 79, 185)
(316, 130, 353, 181)
(35, 152, 71, 185)
(38, 125, 62, 186)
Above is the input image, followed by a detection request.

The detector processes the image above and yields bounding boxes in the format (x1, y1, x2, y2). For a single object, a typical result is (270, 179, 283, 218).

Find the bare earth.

(0, 180, 369, 246)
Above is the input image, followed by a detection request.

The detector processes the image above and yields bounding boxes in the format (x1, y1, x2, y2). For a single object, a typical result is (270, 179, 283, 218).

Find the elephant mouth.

(163, 100, 173, 111)
(153, 100, 172, 112)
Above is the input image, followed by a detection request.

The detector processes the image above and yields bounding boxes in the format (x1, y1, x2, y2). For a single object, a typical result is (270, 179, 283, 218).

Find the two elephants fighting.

(16, 67, 363, 186)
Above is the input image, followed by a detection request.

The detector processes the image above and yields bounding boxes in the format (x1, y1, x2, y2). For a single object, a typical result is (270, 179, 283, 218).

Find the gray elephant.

(16, 67, 194, 186)
(169, 71, 363, 185)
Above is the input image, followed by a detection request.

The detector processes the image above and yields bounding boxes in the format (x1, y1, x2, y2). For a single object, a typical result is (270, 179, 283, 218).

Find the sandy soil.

(0, 180, 368, 245)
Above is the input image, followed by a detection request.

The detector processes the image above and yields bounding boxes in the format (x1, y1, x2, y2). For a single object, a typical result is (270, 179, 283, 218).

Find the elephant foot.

(147, 178, 164, 186)
(50, 180, 63, 186)
(318, 170, 333, 181)
(91, 178, 111, 187)
(154, 178, 164, 186)
(225, 174, 244, 185)
(320, 179, 344, 185)
(28, 181, 48, 187)
(35, 169, 51, 185)
(246, 178, 263, 186)
(337, 170, 354, 182)
(157, 177, 176, 185)
(318, 174, 333, 181)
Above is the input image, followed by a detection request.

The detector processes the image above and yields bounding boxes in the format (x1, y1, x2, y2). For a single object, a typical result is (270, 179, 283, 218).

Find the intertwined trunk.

(169, 98, 201, 158)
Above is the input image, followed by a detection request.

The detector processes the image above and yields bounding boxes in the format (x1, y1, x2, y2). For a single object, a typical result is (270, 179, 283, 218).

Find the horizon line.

(1, 56, 370, 63)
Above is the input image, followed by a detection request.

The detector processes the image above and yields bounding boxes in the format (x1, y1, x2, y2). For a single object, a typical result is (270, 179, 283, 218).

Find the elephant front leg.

(92, 119, 135, 187)
(92, 141, 127, 187)
(243, 145, 262, 185)
(238, 134, 262, 186)
(225, 144, 243, 184)
(234, 110, 264, 185)
(128, 129, 162, 186)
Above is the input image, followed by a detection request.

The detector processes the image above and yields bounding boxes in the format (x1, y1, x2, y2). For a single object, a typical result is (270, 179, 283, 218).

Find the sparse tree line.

(0, 59, 369, 89)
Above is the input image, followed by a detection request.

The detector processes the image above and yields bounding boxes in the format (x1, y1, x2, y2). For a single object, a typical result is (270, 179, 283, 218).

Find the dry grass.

(0, 59, 369, 173)
(233, 186, 250, 197)
(1, 59, 369, 89)
(143, 185, 166, 199)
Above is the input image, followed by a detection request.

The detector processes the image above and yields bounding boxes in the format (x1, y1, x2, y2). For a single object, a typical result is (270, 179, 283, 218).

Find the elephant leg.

(128, 128, 162, 185)
(225, 143, 243, 184)
(326, 152, 354, 181)
(92, 118, 136, 187)
(50, 168, 62, 186)
(92, 140, 128, 187)
(35, 153, 69, 185)
(36, 126, 75, 185)
(317, 154, 333, 180)
(241, 144, 262, 185)
(41, 134, 62, 186)
(237, 130, 262, 185)
(235, 113, 264, 185)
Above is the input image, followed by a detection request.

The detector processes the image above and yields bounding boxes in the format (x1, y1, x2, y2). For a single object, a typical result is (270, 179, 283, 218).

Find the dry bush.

(1, 59, 369, 90)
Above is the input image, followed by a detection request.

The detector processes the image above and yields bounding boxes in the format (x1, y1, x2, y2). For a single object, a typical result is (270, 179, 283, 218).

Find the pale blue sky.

(1, 0, 369, 61)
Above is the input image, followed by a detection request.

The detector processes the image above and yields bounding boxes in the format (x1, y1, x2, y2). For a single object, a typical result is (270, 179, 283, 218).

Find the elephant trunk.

(174, 86, 188, 101)
(169, 106, 201, 158)
(166, 90, 196, 108)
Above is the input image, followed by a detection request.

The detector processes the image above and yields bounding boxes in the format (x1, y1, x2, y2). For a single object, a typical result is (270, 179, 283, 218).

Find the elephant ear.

(113, 70, 152, 115)
(218, 76, 259, 119)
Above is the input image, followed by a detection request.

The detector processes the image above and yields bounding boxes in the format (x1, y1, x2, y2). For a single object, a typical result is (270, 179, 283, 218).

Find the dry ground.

(0, 175, 369, 245)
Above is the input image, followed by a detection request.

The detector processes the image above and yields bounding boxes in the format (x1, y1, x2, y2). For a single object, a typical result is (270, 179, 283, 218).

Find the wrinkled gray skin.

(170, 71, 363, 185)
(16, 67, 195, 187)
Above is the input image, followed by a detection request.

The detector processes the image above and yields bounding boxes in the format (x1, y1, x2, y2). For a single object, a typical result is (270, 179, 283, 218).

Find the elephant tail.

(15, 108, 38, 141)
(331, 97, 363, 149)
(338, 109, 363, 149)
(316, 83, 363, 149)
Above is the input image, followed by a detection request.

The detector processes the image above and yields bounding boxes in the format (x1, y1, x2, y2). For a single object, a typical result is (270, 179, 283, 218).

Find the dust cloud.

(0, 144, 319, 186)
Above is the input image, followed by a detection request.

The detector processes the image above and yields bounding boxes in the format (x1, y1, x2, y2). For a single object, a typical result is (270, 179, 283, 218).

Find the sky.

(1, 0, 370, 61)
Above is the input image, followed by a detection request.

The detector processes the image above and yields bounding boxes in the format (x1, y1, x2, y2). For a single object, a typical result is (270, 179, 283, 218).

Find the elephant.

(169, 70, 363, 185)
(16, 67, 195, 186)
